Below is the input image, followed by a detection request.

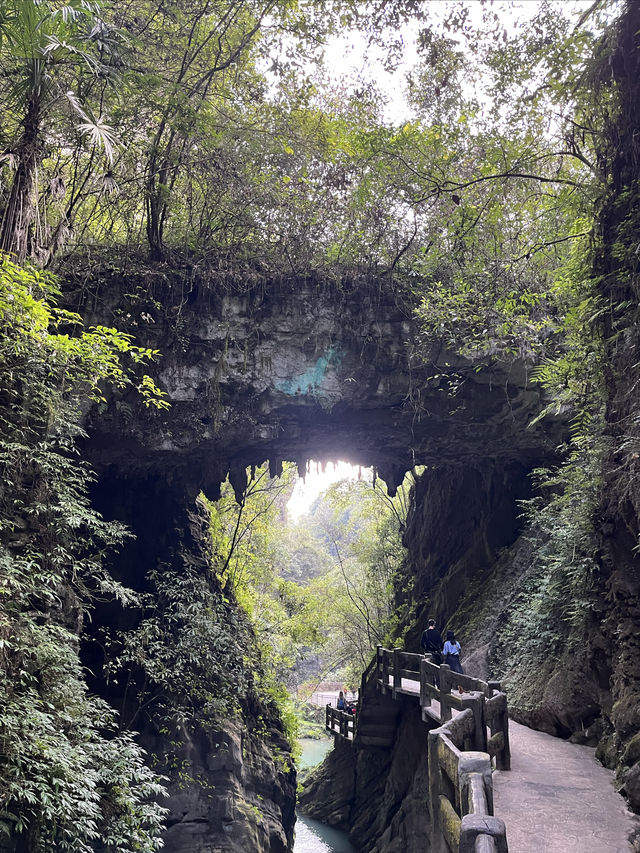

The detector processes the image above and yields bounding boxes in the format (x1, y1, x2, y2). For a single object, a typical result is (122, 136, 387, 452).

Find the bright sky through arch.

(287, 460, 373, 521)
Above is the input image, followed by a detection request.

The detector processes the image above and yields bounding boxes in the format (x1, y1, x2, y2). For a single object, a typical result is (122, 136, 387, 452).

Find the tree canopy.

(0, 0, 613, 283)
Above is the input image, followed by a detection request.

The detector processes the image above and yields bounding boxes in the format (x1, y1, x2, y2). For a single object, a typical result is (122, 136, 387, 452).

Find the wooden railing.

(376, 646, 510, 853)
(325, 704, 356, 740)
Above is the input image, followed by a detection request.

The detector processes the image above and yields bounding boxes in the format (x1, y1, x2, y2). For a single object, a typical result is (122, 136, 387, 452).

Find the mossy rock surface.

(623, 732, 640, 767)
(596, 732, 619, 770)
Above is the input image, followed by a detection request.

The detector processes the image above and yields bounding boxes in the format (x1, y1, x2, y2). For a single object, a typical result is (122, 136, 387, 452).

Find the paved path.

(493, 721, 639, 853)
(377, 669, 640, 849)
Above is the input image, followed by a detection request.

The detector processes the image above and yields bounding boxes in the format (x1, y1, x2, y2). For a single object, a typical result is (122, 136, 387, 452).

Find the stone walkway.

(373, 670, 640, 849)
(493, 720, 639, 853)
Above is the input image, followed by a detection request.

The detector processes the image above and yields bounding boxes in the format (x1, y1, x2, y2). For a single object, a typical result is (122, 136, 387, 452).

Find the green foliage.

(334, 474, 411, 664)
(397, 4, 614, 371)
(303, 474, 412, 685)
(0, 254, 168, 416)
(0, 0, 121, 260)
(195, 463, 411, 736)
(107, 561, 258, 734)
(0, 256, 170, 849)
(489, 442, 605, 689)
(203, 464, 326, 697)
(402, 6, 623, 688)
(99, 465, 310, 784)
(491, 237, 609, 675)
(0, 5, 628, 836)
(278, 521, 334, 583)
(205, 463, 297, 601)
(289, 698, 326, 740)
(0, 624, 166, 852)
(0, 0, 614, 301)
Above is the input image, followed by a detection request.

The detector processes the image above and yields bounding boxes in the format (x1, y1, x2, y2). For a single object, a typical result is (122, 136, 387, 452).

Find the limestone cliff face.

(84, 474, 296, 853)
(70, 267, 558, 501)
(399, 455, 619, 731)
(591, 0, 640, 809)
(71, 257, 639, 843)
(156, 719, 294, 853)
(402, 471, 610, 741)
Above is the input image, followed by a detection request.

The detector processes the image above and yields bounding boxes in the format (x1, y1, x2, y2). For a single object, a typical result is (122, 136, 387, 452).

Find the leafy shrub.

(108, 561, 257, 735)
(0, 256, 168, 849)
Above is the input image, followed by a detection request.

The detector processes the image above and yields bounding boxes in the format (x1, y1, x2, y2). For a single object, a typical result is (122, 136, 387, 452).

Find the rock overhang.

(70, 266, 564, 500)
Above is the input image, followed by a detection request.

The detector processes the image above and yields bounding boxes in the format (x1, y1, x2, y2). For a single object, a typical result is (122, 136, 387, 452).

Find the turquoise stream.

(294, 738, 356, 853)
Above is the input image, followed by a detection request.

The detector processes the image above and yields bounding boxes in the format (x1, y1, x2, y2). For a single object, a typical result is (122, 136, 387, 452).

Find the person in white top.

(442, 629, 464, 674)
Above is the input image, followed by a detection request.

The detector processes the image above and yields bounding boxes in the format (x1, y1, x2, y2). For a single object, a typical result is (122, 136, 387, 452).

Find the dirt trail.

(493, 720, 639, 853)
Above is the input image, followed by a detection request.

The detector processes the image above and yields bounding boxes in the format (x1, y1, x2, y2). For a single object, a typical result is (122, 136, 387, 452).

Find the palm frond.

(64, 89, 89, 122)
(48, 3, 95, 27)
(77, 118, 119, 164)
(43, 35, 103, 75)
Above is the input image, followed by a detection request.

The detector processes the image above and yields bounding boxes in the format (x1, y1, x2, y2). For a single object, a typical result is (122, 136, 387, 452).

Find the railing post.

(461, 692, 487, 753)
(459, 815, 508, 853)
(439, 664, 452, 721)
(458, 752, 493, 817)
(393, 647, 402, 698)
(428, 728, 446, 853)
(420, 655, 429, 709)
(496, 697, 511, 771)
(326, 703, 331, 733)
(378, 645, 389, 694)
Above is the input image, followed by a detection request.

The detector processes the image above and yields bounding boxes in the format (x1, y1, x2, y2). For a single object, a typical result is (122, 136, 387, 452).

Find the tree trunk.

(0, 98, 41, 262)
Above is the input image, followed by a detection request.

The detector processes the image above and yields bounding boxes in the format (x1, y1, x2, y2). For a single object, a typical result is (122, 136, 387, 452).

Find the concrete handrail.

(324, 647, 510, 850)
(428, 713, 507, 853)
(375, 646, 510, 853)
(375, 646, 510, 769)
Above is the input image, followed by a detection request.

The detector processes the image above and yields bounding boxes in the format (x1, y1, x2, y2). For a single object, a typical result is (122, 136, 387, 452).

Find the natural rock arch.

(78, 269, 560, 499)
(72, 266, 563, 851)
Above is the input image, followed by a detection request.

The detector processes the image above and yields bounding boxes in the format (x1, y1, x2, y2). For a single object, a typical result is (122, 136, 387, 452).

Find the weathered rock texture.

(396, 453, 631, 763)
(590, 0, 640, 810)
(158, 719, 294, 853)
(85, 478, 296, 853)
(400, 462, 610, 735)
(73, 269, 559, 501)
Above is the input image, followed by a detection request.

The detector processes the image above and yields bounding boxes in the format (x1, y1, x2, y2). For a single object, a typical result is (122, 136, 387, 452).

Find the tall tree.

(0, 0, 118, 261)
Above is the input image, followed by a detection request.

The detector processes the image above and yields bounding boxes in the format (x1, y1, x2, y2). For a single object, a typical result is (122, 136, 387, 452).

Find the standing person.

(337, 690, 347, 711)
(421, 618, 443, 665)
(442, 630, 464, 674)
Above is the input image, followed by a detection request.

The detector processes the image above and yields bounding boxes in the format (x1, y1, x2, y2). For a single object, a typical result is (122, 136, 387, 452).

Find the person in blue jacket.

(442, 630, 464, 674)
